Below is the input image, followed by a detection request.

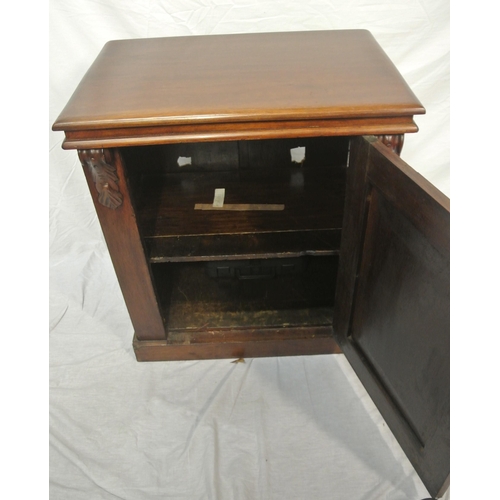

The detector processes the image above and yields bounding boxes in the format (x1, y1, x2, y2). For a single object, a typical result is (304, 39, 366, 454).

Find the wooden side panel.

(79, 148, 166, 340)
(333, 136, 449, 497)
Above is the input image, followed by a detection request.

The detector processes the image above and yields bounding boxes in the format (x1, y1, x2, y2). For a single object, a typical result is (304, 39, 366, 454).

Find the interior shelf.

(123, 136, 349, 262)
(146, 230, 341, 263)
(151, 256, 337, 343)
(135, 166, 346, 262)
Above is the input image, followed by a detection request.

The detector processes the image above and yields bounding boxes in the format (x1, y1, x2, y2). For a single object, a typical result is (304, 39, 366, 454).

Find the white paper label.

(213, 188, 225, 207)
(177, 156, 192, 167)
(290, 146, 306, 164)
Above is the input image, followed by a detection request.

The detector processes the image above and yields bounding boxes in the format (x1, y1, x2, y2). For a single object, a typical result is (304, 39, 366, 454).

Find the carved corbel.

(78, 149, 123, 209)
(377, 134, 404, 156)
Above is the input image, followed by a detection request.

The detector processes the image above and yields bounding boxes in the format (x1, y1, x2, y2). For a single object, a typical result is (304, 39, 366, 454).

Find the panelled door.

(334, 136, 450, 498)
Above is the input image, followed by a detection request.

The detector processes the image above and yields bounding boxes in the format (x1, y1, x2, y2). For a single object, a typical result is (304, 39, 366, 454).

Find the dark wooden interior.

(153, 256, 337, 337)
(121, 137, 348, 347)
(122, 137, 348, 263)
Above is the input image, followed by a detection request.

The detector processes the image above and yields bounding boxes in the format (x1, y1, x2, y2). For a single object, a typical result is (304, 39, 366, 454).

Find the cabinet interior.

(121, 136, 349, 343)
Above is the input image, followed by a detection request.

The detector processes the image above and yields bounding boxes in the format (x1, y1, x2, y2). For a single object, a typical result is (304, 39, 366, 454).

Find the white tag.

(290, 146, 306, 164)
(213, 188, 225, 207)
(177, 156, 192, 167)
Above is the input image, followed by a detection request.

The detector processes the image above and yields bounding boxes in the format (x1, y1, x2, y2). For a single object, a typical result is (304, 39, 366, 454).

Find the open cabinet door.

(334, 136, 450, 498)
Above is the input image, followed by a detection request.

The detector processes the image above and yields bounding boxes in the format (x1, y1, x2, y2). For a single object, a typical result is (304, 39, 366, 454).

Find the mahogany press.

(52, 30, 450, 498)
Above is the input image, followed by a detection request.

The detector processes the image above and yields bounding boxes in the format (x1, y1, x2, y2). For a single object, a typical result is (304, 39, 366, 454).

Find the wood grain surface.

(52, 30, 424, 148)
(333, 136, 449, 498)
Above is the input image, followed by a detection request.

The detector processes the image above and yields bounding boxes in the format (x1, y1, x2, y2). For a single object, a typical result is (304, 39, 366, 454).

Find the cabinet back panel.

(136, 167, 345, 238)
(238, 137, 349, 170)
(121, 136, 349, 175)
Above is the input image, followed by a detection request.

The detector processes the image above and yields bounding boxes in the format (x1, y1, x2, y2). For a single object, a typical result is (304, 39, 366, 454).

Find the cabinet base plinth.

(133, 329, 342, 362)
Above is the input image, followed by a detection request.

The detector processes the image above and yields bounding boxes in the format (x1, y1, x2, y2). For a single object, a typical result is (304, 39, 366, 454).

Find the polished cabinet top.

(53, 30, 424, 148)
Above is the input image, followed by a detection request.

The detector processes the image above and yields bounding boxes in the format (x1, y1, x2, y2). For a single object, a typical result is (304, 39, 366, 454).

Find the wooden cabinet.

(52, 30, 449, 498)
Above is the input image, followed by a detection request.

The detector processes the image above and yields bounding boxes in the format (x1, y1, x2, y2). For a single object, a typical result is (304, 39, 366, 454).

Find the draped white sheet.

(49, 1, 450, 498)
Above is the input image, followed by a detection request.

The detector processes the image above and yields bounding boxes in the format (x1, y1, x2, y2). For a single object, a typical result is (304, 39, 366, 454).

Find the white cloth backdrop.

(49, 1, 450, 499)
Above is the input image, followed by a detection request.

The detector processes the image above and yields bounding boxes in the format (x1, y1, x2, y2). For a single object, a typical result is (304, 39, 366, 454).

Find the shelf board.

(136, 166, 345, 260)
(147, 229, 341, 263)
(152, 257, 337, 336)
